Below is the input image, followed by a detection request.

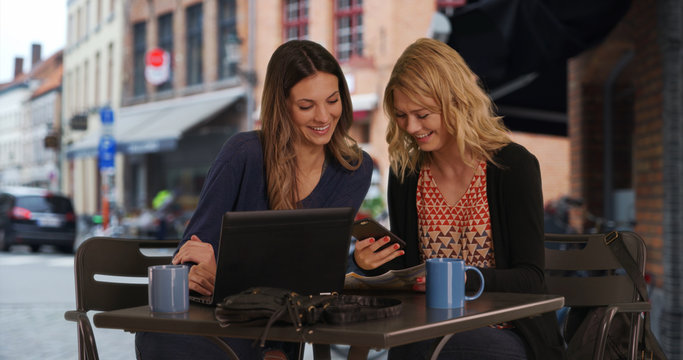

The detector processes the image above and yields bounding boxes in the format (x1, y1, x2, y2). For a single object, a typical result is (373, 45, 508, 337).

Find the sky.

(0, 0, 66, 83)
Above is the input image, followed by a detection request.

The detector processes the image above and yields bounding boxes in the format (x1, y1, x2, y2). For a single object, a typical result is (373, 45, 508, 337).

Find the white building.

(62, 0, 125, 216)
(0, 82, 30, 186)
(26, 65, 63, 191)
(0, 48, 63, 191)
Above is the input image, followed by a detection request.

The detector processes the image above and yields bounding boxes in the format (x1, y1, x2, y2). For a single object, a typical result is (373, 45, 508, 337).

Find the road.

(0, 245, 135, 360)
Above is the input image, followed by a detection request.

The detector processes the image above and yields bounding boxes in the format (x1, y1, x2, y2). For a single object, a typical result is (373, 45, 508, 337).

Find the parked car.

(0, 186, 77, 253)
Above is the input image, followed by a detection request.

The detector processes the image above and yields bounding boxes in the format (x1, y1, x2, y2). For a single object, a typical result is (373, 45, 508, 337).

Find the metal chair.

(544, 232, 650, 360)
(64, 237, 178, 360)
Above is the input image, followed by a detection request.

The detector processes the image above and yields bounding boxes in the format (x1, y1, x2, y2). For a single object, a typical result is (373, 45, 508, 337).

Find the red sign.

(146, 48, 166, 67)
(145, 48, 170, 85)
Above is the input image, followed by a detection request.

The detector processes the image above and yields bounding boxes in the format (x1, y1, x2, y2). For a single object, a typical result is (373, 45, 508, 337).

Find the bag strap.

(602, 231, 669, 360)
(602, 231, 648, 301)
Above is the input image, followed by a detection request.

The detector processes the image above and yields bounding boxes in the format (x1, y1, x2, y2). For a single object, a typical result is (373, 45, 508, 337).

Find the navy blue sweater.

(178, 131, 373, 256)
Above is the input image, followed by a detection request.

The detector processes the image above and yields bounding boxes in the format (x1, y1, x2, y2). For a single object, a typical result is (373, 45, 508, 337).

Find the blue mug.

(148, 264, 189, 313)
(426, 258, 485, 309)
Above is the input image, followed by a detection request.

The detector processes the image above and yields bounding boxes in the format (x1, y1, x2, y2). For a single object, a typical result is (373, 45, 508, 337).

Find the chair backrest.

(544, 232, 646, 306)
(74, 237, 178, 312)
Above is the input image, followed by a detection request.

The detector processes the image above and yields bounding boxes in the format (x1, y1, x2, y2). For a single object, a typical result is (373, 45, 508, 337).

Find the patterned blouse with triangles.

(416, 160, 495, 268)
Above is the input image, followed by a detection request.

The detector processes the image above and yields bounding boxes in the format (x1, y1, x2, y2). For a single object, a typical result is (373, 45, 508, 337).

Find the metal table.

(94, 291, 564, 360)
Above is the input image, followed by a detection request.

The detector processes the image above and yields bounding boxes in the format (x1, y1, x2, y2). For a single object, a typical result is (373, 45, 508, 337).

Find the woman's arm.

(173, 133, 260, 294)
(178, 133, 257, 253)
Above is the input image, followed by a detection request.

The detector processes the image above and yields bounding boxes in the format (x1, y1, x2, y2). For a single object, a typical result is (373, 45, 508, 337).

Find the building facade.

(27, 64, 63, 191)
(568, 0, 682, 355)
(0, 47, 63, 191)
(63, 0, 125, 215)
(115, 0, 247, 215)
(0, 82, 31, 187)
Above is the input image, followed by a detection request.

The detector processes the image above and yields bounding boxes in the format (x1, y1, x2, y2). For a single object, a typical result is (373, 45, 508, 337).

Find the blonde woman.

(353, 38, 565, 359)
(136, 40, 372, 360)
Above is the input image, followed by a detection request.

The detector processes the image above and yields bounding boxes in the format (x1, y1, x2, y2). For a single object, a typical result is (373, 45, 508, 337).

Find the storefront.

(66, 86, 245, 215)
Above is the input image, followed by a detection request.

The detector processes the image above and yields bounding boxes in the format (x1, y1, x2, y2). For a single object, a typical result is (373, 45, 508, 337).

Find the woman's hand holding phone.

(353, 236, 405, 271)
(352, 219, 407, 270)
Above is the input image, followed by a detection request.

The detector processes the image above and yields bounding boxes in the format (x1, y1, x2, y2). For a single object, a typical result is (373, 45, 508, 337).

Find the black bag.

(214, 287, 402, 346)
(566, 308, 640, 359)
(564, 232, 667, 360)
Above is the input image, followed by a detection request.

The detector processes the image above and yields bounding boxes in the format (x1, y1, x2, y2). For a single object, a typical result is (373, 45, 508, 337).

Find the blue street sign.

(100, 106, 114, 125)
(99, 106, 115, 170)
(98, 134, 116, 170)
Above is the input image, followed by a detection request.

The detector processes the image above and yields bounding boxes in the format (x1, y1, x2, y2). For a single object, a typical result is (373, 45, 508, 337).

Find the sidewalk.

(0, 303, 135, 360)
(0, 303, 386, 360)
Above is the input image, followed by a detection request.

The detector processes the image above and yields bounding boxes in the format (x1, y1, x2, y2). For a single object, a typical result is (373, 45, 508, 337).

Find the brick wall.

(568, 2, 683, 356)
(568, 0, 664, 285)
(629, 1, 665, 288)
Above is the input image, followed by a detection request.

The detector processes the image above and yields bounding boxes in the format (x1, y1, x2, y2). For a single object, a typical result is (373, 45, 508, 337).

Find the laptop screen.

(209, 207, 354, 303)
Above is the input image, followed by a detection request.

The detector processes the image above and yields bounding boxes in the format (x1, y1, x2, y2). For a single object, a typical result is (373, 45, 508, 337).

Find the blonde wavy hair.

(260, 40, 363, 209)
(384, 38, 511, 181)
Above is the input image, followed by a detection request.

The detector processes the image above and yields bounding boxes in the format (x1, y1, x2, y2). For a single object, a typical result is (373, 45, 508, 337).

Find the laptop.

(190, 207, 355, 305)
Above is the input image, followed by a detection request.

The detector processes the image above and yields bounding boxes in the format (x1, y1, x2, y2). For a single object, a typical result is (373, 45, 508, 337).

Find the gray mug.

(148, 264, 189, 313)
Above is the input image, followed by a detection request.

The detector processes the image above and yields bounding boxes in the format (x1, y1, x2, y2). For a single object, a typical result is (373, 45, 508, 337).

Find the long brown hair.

(384, 38, 511, 181)
(260, 40, 363, 209)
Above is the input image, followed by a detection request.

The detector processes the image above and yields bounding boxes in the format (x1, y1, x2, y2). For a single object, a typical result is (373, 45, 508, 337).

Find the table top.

(94, 291, 563, 349)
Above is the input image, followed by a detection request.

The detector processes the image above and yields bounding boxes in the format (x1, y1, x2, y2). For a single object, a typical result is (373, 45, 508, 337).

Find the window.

(350, 112, 370, 144)
(107, 43, 113, 103)
(186, 4, 203, 86)
(97, 0, 102, 26)
(218, 0, 238, 79)
(437, 0, 466, 17)
(75, 66, 81, 110)
(95, 51, 100, 105)
(133, 22, 147, 96)
(86, 0, 91, 34)
(68, 14, 74, 45)
(283, 0, 308, 41)
(157, 12, 174, 91)
(66, 71, 73, 115)
(77, 7, 82, 40)
(335, 0, 363, 62)
(84, 60, 89, 108)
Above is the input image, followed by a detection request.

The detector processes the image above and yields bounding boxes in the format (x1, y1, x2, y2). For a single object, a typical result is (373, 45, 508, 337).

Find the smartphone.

(352, 218, 407, 251)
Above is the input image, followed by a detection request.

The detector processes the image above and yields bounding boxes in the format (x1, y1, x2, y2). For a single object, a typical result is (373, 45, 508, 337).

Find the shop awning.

(67, 87, 245, 158)
(444, 0, 631, 135)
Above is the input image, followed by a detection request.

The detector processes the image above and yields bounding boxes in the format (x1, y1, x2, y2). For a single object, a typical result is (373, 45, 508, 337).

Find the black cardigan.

(377, 143, 566, 360)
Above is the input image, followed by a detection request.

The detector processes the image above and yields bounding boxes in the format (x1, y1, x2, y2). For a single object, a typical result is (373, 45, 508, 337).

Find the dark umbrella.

(446, 0, 632, 88)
